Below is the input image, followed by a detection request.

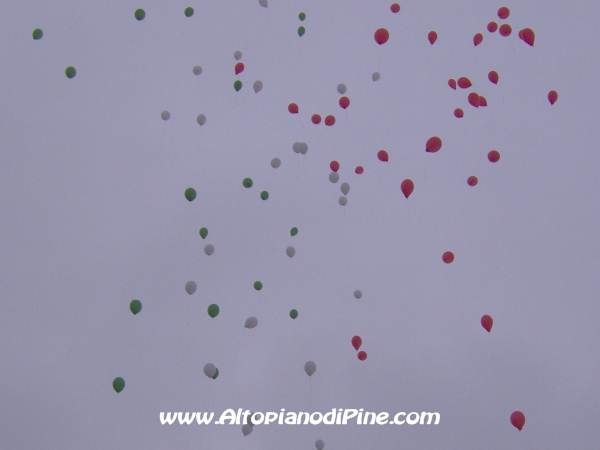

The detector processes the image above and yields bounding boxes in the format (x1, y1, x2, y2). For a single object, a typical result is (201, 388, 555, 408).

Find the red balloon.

(518, 29, 524, 40)
(330, 160, 340, 172)
(357, 351, 367, 361)
(355, 166, 364, 174)
(467, 176, 478, 186)
(488, 70, 499, 85)
(288, 103, 299, 114)
(487, 21, 498, 33)
(428, 31, 437, 45)
(442, 251, 454, 264)
(351, 336, 362, 351)
(374, 28, 390, 45)
(497, 7, 510, 19)
(481, 315, 493, 332)
(522, 28, 535, 46)
(401, 179, 414, 198)
(324, 115, 336, 126)
(457, 77, 472, 89)
(454, 108, 464, 118)
(499, 24, 512, 36)
(390, 3, 400, 13)
(473, 33, 483, 46)
(311, 114, 321, 124)
(377, 150, 389, 162)
(488, 150, 500, 163)
(235, 62, 244, 75)
(448, 79, 457, 90)
(468, 92, 480, 108)
(425, 136, 442, 153)
(479, 96, 488, 107)
(548, 90, 558, 105)
(339, 96, 350, 109)
(510, 411, 525, 431)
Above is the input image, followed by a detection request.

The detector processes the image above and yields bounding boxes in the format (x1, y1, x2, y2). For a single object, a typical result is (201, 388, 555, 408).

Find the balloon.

(160, 110, 171, 120)
(185, 281, 197, 295)
(377, 150, 389, 161)
(299, 12, 306, 21)
(193, 66, 202, 75)
(304, 361, 316, 376)
(234, 50, 242, 60)
(330, 161, 340, 172)
(245, 317, 258, 329)
(337, 84, 347, 95)
(390, 3, 400, 13)
(199, 227, 208, 239)
(197, 114, 206, 126)
(290, 309, 298, 319)
(253, 80, 263, 93)
(235, 63, 244, 75)
(130, 299, 142, 315)
(204, 244, 214, 255)
(442, 251, 454, 264)
(324, 115, 336, 126)
(522, 28, 535, 46)
(292, 142, 300, 153)
(32, 28, 43, 40)
(457, 77, 472, 89)
(258, 0, 268, 8)
(401, 179, 414, 198)
(481, 315, 493, 332)
(467, 176, 478, 186)
(207, 304, 219, 318)
(254, 281, 263, 291)
(479, 96, 488, 107)
(497, 7, 510, 19)
(329, 172, 340, 183)
(454, 108, 464, 118)
(468, 92, 480, 108)
(473, 33, 483, 46)
(339, 96, 350, 109)
(315, 439, 325, 450)
(510, 411, 525, 431)
(340, 182, 350, 195)
(185, 188, 196, 202)
(64, 66, 77, 79)
(134, 9, 145, 20)
(242, 424, 253, 436)
(298, 26, 306, 37)
(428, 31, 437, 45)
(311, 114, 321, 124)
(243, 178, 253, 188)
(488, 71, 499, 84)
(339, 196, 348, 206)
(203, 363, 216, 378)
(355, 166, 364, 174)
(354, 290, 362, 299)
(499, 24, 512, 36)
(352, 336, 362, 351)
(286, 246, 295, 258)
(260, 191, 269, 200)
(290, 227, 298, 236)
(548, 90, 558, 105)
(487, 22, 498, 33)
(288, 103, 299, 114)
(358, 351, 367, 361)
(271, 158, 281, 168)
(374, 28, 389, 45)
(234, 80, 242, 91)
(298, 142, 308, 154)
(448, 79, 457, 90)
(372, 72, 380, 81)
(184, 7, 194, 17)
(113, 377, 125, 393)
(488, 150, 500, 163)
(426, 137, 442, 153)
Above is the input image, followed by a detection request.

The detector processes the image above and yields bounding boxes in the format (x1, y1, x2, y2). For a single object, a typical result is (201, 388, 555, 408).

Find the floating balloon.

(207, 304, 219, 318)
(454, 108, 464, 118)
(185, 188, 196, 202)
(510, 411, 525, 431)
(260, 191, 269, 200)
(499, 24, 512, 36)
(286, 246, 295, 258)
(468, 92, 480, 107)
(479, 96, 488, 107)
(130, 299, 142, 315)
(358, 351, 367, 361)
(521, 28, 535, 46)
(374, 28, 389, 45)
(425, 137, 442, 153)
(184, 7, 194, 17)
(197, 114, 206, 126)
(352, 336, 362, 351)
(467, 176, 478, 186)
(253, 81, 263, 93)
(254, 281, 263, 291)
(235, 63, 244, 75)
(390, 3, 400, 13)
(340, 182, 350, 195)
(548, 90, 558, 105)
(199, 227, 208, 239)
(193, 66, 202, 76)
(234, 50, 242, 60)
(65, 66, 76, 79)
(481, 315, 493, 332)
(32, 28, 43, 40)
(304, 361, 316, 376)
(245, 317, 258, 329)
(258, 0, 268, 8)
(311, 114, 321, 124)
(372, 72, 380, 81)
(204, 244, 214, 255)
(339, 196, 348, 206)
(355, 166, 364, 174)
(315, 439, 325, 450)
(271, 158, 281, 168)
(497, 6, 510, 19)
(428, 31, 437, 45)
(354, 290, 362, 299)
(330, 161, 340, 172)
(234, 80, 242, 91)
(204, 363, 216, 378)
(298, 26, 306, 37)
(185, 281, 197, 295)
(339, 97, 350, 109)
(488, 71, 499, 84)
(448, 79, 457, 90)
(377, 150, 389, 161)
(324, 115, 336, 126)
(243, 178, 253, 188)
(298, 12, 306, 21)
(442, 251, 454, 264)
(160, 110, 171, 121)
(401, 179, 414, 198)
(290, 227, 298, 236)
(329, 172, 340, 183)
(298, 142, 308, 154)
(473, 33, 483, 46)
(337, 84, 347, 95)
(134, 9, 145, 20)
(113, 377, 125, 393)
(457, 77, 472, 89)
(487, 22, 498, 32)
(292, 142, 300, 153)
(288, 103, 299, 114)
(488, 150, 500, 163)
(242, 424, 253, 436)
(290, 309, 298, 319)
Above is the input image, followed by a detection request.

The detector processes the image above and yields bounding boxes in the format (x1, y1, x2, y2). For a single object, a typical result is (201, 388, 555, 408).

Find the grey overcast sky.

(1, 0, 599, 448)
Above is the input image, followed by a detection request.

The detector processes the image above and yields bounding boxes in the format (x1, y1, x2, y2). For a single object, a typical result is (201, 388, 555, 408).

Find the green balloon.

(184, 7, 194, 17)
(260, 191, 269, 200)
(234, 80, 242, 92)
(290, 309, 298, 319)
(113, 377, 125, 393)
(298, 26, 305, 36)
(65, 66, 76, 78)
(243, 178, 253, 188)
(211, 368, 219, 379)
(298, 12, 306, 21)
(254, 281, 263, 291)
(134, 9, 145, 20)
(130, 299, 142, 315)
(32, 28, 43, 40)
(207, 304, 219, 318)
(290, 227, 298, 236)
(185, 188, 196, 202)
(199, 227, 208, 239)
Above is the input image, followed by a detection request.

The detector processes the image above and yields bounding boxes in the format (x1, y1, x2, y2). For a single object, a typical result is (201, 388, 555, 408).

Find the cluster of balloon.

(293, 142, 308, 155)
(298, 12, 306, 36)
(352, 336, 367, 361)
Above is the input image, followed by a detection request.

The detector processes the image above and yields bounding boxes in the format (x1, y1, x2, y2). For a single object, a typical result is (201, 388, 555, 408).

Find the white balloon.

(161, 111, 170, 120)
(340, 182, 350, 195)
(372, 72, 380, 81)
(293, 142, 300, 153)
(253, 80, 263, 93)
(337, 83, 346, 95)
(185, 281, 197, 295)
(234, 51, 242, 61)
(271, 158, 281, 168)
(339, 196, 347, 206)
(204, 244, 214, 256)
(258, 0, 268, 7)
(315, 439, 325, 450)
(242, 424, 253, 436)
(304, 361, 316, 377)
(193, 66, 202, 75)
(329, 172, 340, 183)
(354, 290, 362, 299)
(298, 142, 308, 155)
(197, 114, 206, 126)
(245, 317, 258, 329)
(203, 363, 216, 378)
(286, 246, 295, 258)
